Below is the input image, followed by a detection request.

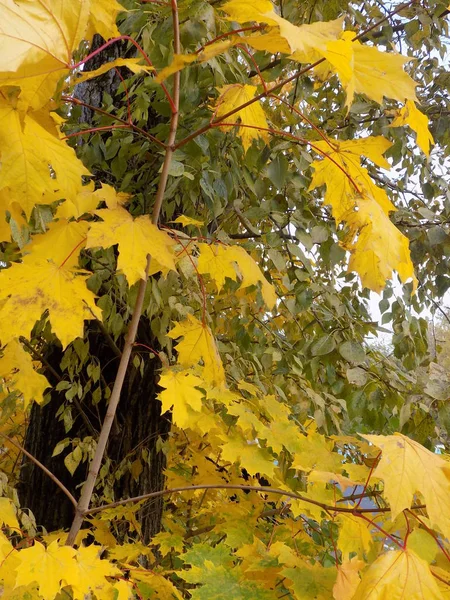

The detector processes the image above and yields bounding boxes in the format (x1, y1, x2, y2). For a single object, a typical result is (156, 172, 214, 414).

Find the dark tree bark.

(18, 37, 170, 543)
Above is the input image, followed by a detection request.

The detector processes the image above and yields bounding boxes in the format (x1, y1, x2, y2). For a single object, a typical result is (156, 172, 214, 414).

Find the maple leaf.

(309, 136, 394, 223)
(182, 561, 274, 599)
(56, 183, 101, 219)
(391, 100, 435, 156)
(337, 515, 373, 560)
(361, 433, 450, 540)
(220, 0, 278, 25)
(197, 243, 239, 291)
(309, 137, 415, 291)
(219, 433, 276, 478)
(282, 561, 337, 600)
(353, 548, 443, 599)
(0, 0, 90, 109)
(343, 192, 416, 292)
(264, 14, 344, 63)
(214, 84, 269, 152)
(0, 102, 90, 217)
(86, 0, 124, 40)
(69, 544, 120, 600)
(318, 32, 418, 108)
(0, 0, 124, 110)
(333, 558, 364, 600)
(0, 339, 50, 407)
(152, 531, 185, 557)
(198, 243, 277, 308)
(86, 205, 176, 285)
(172, 215, 205, 227)
(0, 497, 20, 530)
(158, 369, 205, 428)
(73, 57, 154, 85)
(14, 540, 77, 600)
(168, 315, 225, 385)
(0, 260, 101, 348)
(23, 219, 89, 268)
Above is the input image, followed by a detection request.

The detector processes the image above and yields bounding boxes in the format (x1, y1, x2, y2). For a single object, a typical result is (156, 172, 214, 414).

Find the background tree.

(0, 0, 449, 598)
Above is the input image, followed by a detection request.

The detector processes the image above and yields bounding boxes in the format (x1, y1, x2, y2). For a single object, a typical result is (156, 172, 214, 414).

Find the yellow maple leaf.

(337, 515, 373, 560)
(14, 540, 78, 600)
(158, 369, 205, 428)
(86, 0, 124, 40)
(309, 137, 415, 291)
(86, 205, 176, 286)
(130, 569, 183, 600)
(333, 558, 364, 600)
(197, 243, 239, 291)
(0, 339, 49, 407)
(362, 433, 450, 540)
(171, 215, 205, 227)
(155, 53, 197, 83)
(111, 579, 134, 600)
(0, 0, 90, 109)
(214, 84, 269, 152)
(220, 433, 276, 478)
(200, 243, 277, 308)
(309, 136, 394, 222)
(265, 13, 344, 63)
(69, 544, 120, 600)
(168, 315, 225, 386)
(319, 32, 418, 108)
(343, 193, 415, 292)
(353, 548, 443, 599)
(0, 260, 101, 348)
(23, 219, 89, 269)
(0, 101, 89, 217)
(56, 183, 101, 219)
(0, 497, 20, 530)
(221, 0, 344, 61)
(220, 0, 278, 25)
(74, 57, 154, 86)
(391, 100, 434, 156)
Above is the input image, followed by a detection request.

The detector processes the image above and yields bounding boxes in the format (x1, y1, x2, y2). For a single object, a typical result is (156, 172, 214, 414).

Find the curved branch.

(84, 482, 426, 517)
(0, 432, 77, 509)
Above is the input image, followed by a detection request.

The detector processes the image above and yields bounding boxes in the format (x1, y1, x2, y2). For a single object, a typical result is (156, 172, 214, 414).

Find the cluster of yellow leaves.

(0, 539, 129, 600)
(309, 136, 416, 291)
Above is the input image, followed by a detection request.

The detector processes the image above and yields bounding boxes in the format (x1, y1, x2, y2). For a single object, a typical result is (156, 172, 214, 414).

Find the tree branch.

(84, 482, 426, 517)
(65, 0, 181, 546)
(0, 432, 78, 510)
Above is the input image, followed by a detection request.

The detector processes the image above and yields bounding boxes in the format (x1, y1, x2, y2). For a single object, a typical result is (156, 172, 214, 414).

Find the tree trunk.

(18, 37, 170, 543)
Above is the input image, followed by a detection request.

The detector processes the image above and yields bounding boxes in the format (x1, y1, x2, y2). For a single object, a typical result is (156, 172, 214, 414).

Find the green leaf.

(339, 341, 366, 364)
(311, 334, 336, 356)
